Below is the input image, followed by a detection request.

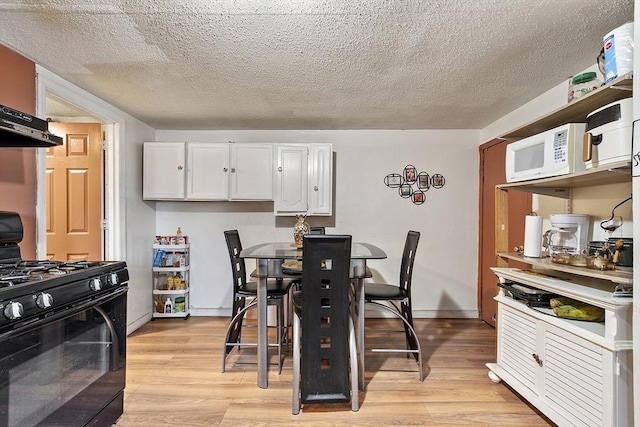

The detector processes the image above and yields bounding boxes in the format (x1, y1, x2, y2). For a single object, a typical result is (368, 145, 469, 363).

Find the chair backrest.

(300, 234, 352, 404)
(309, 226, 326, 235)
(399, 230, 420, 295)
(223, 230, 247, 291)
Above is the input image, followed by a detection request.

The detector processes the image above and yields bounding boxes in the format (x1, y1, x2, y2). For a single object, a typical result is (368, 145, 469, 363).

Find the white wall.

(122, 117, 157, 332)
(154, 129, 480, 318)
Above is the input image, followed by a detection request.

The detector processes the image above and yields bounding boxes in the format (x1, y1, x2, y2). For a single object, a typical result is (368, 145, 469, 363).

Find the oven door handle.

(0, 287, 128, 370)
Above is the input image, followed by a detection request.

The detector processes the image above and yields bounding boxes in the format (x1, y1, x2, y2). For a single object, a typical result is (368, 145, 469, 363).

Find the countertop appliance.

(583, 97, 633, 169)
(0, 211, 128, 427)
(548, 213, 590, 254)
(0, 104, 63, 147)
(505, 123, 586, 183)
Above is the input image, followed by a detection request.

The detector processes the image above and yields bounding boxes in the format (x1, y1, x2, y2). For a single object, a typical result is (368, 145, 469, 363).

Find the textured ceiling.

(0, 0, 634, 130)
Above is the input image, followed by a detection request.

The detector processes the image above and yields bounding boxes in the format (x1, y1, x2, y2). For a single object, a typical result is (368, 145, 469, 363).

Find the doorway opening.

(35, 65, 123, 262)
(45, 96, 105, 261)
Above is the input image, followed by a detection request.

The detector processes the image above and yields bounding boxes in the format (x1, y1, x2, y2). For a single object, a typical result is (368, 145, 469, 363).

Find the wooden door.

(478, 139, 531, 326)
(46, 123, 103, 261)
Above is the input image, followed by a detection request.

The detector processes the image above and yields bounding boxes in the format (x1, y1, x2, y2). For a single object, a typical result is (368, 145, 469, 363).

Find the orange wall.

(0, 44, 37, 258)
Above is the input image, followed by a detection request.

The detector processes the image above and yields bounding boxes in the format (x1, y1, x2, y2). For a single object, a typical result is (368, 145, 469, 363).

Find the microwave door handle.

(583, 132, 592, 162)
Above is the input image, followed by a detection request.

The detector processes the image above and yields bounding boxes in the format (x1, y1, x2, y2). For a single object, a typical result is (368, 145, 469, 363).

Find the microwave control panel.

(552, 129, 568, 164)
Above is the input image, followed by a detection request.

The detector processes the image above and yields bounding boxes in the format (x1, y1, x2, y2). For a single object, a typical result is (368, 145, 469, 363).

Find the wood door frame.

(478, 138, 502, 324)
(478, 138, 532, 326)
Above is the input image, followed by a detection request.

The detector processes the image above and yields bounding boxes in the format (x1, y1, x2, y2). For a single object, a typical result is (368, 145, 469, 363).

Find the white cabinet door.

(186, 143, 229, 200)
(275, 145, 308, 214)
(143, 142, 185, 200)
(229, 143, 273, 200)
(308, 144, 332, 215)
(497, 303, 539, 393)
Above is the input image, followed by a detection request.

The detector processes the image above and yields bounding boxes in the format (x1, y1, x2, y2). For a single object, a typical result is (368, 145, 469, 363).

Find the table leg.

(257, 260, 269, 389)
(353, 277, 366, 390)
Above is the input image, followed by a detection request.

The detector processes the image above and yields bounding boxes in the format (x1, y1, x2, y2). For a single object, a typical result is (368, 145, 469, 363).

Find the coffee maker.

(547, 214, 590, 259)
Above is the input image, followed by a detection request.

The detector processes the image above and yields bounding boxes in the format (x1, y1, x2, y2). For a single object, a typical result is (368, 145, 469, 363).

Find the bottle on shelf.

(176, 227, 185, 245)
(164, 297, 173, 314)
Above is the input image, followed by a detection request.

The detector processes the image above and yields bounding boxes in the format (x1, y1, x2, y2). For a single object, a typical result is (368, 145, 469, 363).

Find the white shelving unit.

(488, 74, 634, 426)
(152, 243, 190, 319)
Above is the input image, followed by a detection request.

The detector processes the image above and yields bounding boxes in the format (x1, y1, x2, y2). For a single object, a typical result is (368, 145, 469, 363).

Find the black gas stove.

(0, 211, 129, 427)
(0, 259, 128, 332)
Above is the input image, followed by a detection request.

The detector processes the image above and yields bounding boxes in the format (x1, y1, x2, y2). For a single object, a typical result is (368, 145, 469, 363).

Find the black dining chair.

(364, 230, 423, 381)
(309, 226, 326, 235)
(222, 230, 293, 374)
(292, 234, 359, 414)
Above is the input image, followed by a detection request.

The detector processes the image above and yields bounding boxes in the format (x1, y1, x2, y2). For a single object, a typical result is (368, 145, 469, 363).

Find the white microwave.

(505, 123, 586, 183)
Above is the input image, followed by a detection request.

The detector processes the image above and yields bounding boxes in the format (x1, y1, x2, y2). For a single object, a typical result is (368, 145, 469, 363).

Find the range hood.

(0, 105, 62, 148)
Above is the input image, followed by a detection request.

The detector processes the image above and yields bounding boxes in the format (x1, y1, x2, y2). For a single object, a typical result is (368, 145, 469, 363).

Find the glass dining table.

(240, 241, 387, 389)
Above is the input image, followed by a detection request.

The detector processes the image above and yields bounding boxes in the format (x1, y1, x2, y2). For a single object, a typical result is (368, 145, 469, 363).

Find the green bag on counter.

(550, 297, 604, 322)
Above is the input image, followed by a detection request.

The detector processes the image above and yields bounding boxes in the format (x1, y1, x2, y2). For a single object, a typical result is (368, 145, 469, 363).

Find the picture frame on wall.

(404, 165, 417, 184)
(384, 173, 404, 188)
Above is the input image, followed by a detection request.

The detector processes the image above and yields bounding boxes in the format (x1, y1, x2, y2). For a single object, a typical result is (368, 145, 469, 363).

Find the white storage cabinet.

(488, 74, 634, 426)
(274, 143, 332, 216)
(489, 267, 632, 427)
(143, 142, 273, 201)
(152, 243, 190, 319)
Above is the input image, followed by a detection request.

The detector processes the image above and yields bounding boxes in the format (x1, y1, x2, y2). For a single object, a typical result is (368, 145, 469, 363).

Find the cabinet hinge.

(101, 219, 108, 230)
(101, 140, 108, 151)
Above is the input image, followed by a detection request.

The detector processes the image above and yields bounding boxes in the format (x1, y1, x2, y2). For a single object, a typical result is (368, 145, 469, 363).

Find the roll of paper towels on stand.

(523, 215, 543, 258)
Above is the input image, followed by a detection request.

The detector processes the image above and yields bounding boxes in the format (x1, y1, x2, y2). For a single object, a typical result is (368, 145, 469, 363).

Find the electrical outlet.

(601, 218, 623, 231)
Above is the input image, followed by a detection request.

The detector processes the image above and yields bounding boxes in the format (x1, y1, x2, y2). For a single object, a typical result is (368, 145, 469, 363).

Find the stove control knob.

(35, 292, 54, 309)
(110, 273, 119, 286)
(4, 301, 24, 320)
(90, 278, 102, 292)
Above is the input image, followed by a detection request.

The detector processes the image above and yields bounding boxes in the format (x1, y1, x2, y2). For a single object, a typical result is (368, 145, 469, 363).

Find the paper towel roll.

(523, 215, 543, 258)
(603, 22, 634, 83)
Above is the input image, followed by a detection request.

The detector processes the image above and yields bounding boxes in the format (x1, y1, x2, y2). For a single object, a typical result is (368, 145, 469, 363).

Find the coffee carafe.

(547, 214, 590, 265)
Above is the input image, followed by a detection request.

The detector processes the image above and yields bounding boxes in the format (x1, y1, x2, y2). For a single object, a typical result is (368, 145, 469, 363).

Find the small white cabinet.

(489, 268, 633, 427)
(143, 142, 273, 201)
(143, 142, 185, 200)
(274, 143, 332, 216)
(187, 143, 228, 200)
(230, 143, 273, 200)
(152, 242, 190, 319)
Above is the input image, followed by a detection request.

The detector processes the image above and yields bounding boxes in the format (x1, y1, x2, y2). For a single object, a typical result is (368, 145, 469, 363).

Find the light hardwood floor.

(117, 317, 554, 426)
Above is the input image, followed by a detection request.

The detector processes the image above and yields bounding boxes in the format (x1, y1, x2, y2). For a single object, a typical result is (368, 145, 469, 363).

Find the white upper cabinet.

(187, 143, 229, 200)
(143, 142, 186, 200)
(229, 143, 273, 200)
(275, 145, 308, 214)
(309, 144, 332, 216)
(274, 143, 332, 216)
(143, 142, 273, 201)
